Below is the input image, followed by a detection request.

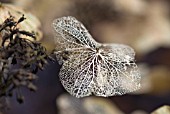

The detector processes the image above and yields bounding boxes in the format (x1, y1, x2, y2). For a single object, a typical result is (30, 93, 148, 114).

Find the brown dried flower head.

(0, 3, 42, 44)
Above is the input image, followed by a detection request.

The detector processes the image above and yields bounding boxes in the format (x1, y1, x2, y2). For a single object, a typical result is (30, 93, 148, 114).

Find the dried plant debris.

(53, 16, 141, 98)
(0, 97, 9, 112)
(0, 15, 52, 103)
(0, 3, 42, 41)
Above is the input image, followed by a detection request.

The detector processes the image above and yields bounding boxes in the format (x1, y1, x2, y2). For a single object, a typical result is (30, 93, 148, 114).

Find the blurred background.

(1, 0, 170, 114)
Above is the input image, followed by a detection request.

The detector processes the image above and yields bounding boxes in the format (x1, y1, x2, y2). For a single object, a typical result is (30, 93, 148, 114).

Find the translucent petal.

(53, 16, 99, 50)
(53, 16, 141, 98)
(91, 44, 140, 96)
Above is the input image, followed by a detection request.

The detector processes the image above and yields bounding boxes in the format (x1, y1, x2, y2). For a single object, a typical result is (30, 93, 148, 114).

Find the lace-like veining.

(53, 16, 141, 98)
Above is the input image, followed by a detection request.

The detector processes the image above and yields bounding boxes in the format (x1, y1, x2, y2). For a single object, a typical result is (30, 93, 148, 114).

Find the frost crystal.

(53, 16, 141, 98)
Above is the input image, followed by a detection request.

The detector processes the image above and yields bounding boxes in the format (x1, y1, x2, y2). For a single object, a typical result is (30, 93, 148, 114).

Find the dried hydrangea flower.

(53, 16, 141, 98)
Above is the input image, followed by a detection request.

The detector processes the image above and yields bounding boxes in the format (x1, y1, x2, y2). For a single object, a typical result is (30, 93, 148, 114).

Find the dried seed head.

(0, 3, 42, 43)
